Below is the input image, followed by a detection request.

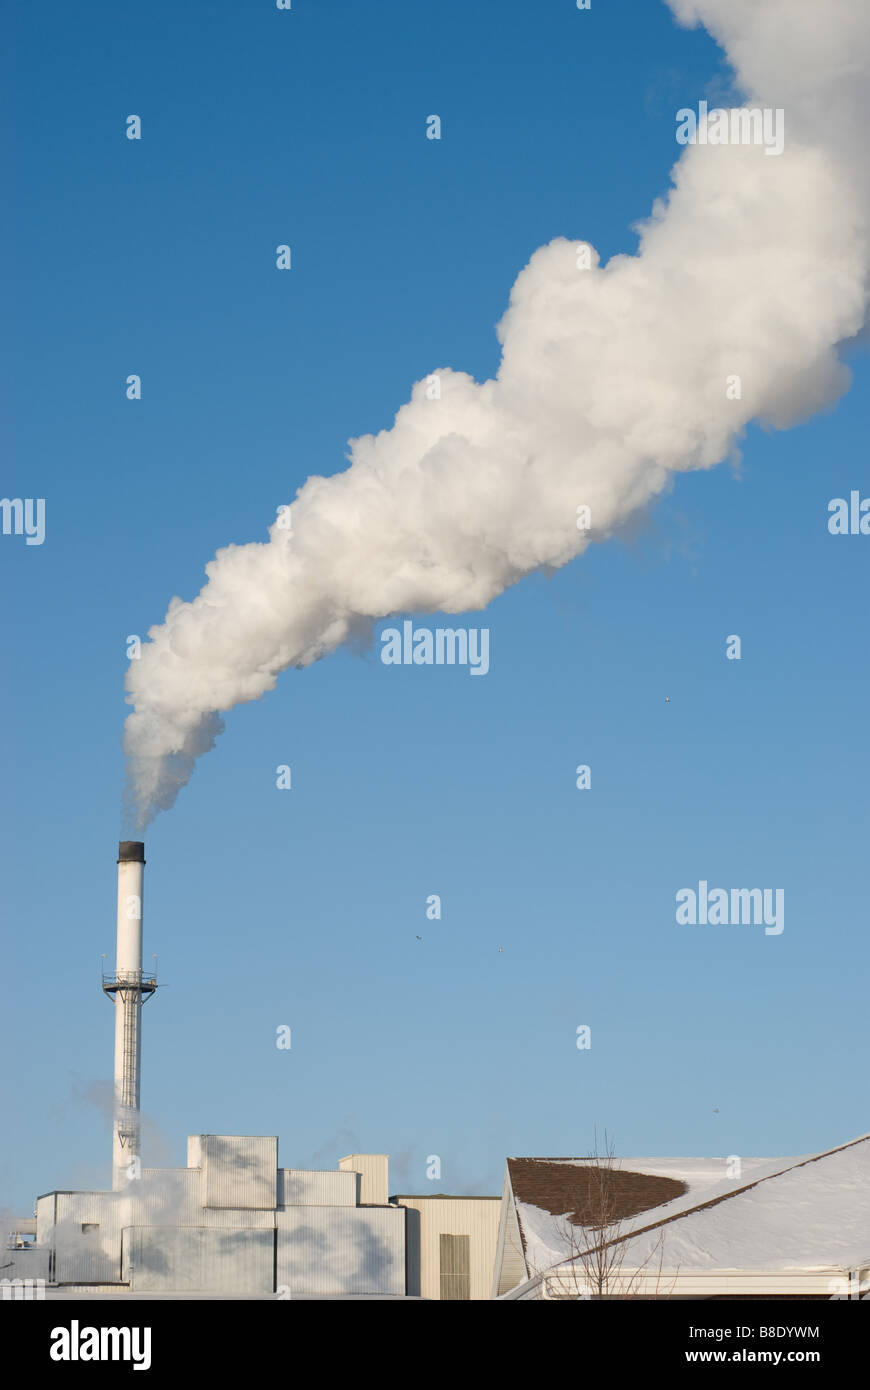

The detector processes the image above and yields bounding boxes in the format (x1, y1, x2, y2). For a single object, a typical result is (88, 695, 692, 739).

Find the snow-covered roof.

(511, 1133, 870, 1276)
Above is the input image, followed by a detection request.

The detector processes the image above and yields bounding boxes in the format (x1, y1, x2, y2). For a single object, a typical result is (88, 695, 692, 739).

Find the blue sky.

(2, 0, 868, 1212)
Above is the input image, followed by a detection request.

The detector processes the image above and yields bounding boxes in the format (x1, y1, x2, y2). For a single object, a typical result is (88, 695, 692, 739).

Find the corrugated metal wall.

(38, 1163, 278, 1285)
(201, 1136, 277, 1210)
(338, 1154, 388, 1206)
(200, 1207, 276, 1228)
(394, 1197, 500, 1300)
(132, 1170, 202, 1225)
(278, 1169, 357, 1207)
(43, 1175, 202, 1284)
(276, 1207, 405, 1296)
(35, 1195, 55, 1248)
(0, 1247, 50, 1284)
(52, 1192, 125, 1284)
(123, 1226, 274, 1293)
(494, 1187, 526, 1297)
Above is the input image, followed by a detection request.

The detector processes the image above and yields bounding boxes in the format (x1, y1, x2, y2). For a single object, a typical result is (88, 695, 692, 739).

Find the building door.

(439, 1233, 471, 1300)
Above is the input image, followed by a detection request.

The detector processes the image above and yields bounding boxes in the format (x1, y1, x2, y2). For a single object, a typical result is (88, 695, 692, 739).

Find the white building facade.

(8, 1137, 406, 1297)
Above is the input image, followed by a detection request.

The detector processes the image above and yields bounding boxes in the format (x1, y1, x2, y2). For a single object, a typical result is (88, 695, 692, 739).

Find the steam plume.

(124, 0, 870, 828)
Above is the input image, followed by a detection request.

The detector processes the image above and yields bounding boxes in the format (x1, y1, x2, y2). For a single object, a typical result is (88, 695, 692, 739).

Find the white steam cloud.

(124, 0, 870, 828)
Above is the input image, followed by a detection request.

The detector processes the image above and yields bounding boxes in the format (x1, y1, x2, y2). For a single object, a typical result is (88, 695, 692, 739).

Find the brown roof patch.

(508, 1159, 686, 1229)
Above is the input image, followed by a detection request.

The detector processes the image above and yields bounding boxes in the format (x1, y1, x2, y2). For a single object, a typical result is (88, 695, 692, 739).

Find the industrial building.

(5, 1142, 502, 1299)
(2, 842, 499, 1299)
(7, 1141, 403, 1295)
(393, 1194, 501, 1300)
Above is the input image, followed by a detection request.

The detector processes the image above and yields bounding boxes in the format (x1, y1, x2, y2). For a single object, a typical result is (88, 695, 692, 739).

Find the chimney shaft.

(116, 841, 145, 975)
(105, 841, 155, 1189)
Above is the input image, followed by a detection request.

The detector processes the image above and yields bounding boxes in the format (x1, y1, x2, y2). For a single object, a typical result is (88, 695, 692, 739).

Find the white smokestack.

(105, 841, 156, 1189)
(123, 0, 870, 829)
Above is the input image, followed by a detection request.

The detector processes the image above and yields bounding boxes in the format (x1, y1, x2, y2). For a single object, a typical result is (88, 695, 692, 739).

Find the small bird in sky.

(416, 935, 422, 941)
(665, 696, 670, 703)
(498, 946, 503, 953)
(713, 1108, 719, 1113)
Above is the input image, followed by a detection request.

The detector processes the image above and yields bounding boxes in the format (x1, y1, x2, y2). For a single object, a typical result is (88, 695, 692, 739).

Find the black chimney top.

(117, 841, 146, 863)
